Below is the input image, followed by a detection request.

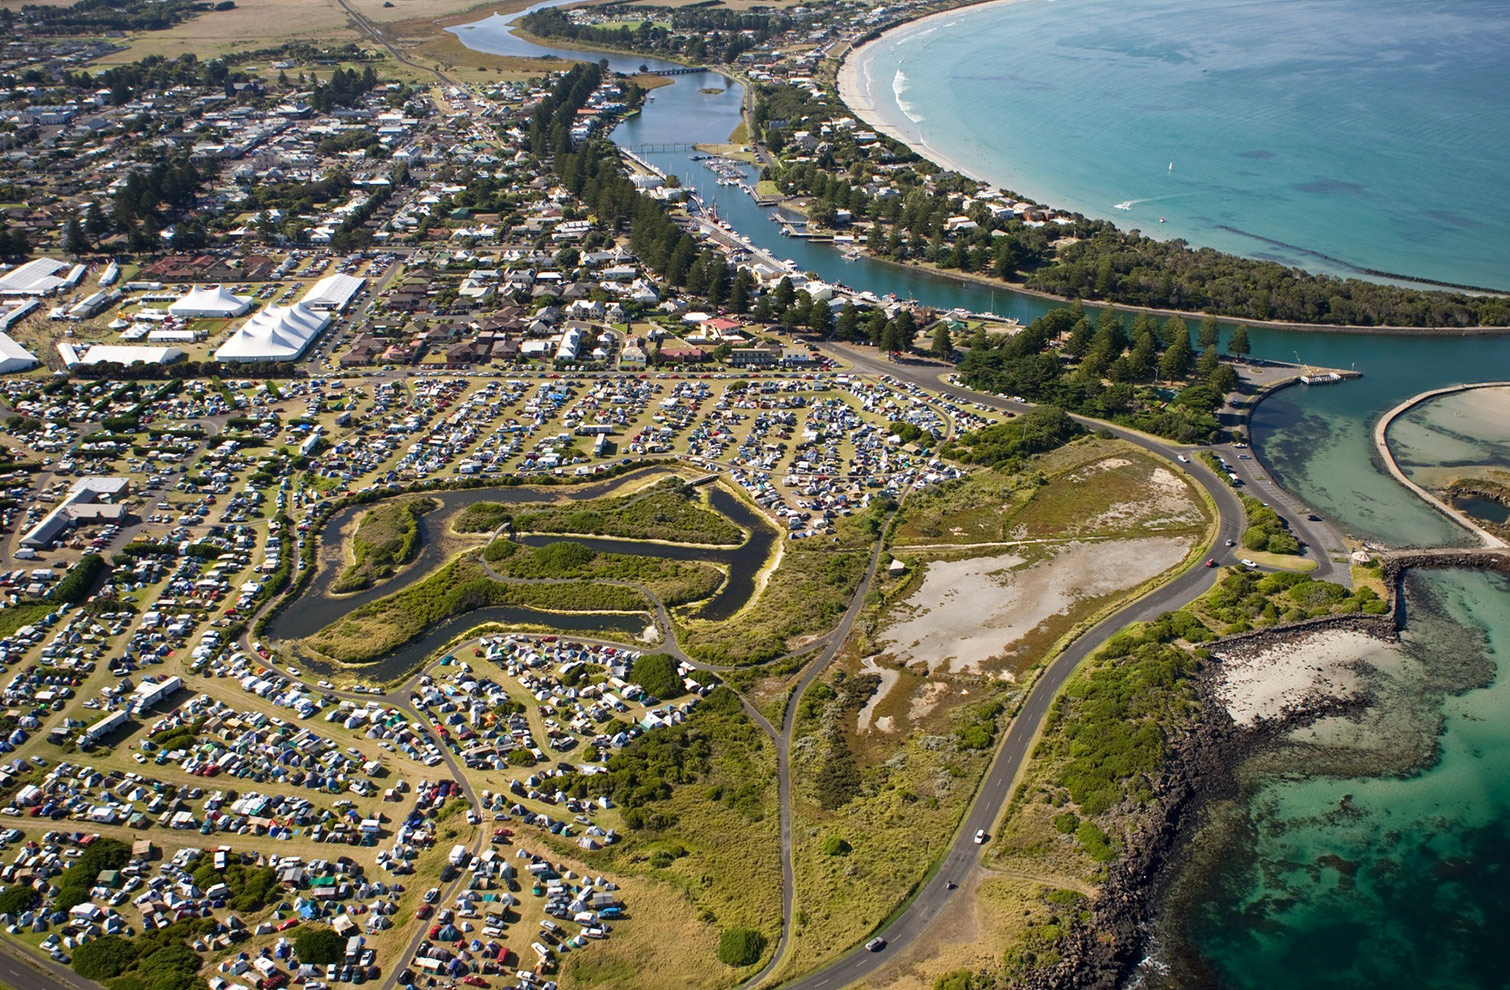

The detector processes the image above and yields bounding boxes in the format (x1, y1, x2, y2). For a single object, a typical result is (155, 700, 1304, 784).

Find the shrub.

(72, 935, 138, 980)
(295, 926, 347, 965)
(716, 927, 767, 967)
(1075, 820, 1116, 862)
(630, 653, 683, 700)
(820, 835, 851, 856)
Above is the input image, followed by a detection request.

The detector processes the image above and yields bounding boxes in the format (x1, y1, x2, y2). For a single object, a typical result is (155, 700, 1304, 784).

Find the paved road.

(0, 938, 98, 990)
(765, 343, 1246, 990)
(1213, 441, 1352, 584)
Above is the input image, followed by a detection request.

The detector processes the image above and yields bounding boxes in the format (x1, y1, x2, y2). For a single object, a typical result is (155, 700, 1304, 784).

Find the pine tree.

(931, 322, 953, 359)
(1228, 325, 1251, 357)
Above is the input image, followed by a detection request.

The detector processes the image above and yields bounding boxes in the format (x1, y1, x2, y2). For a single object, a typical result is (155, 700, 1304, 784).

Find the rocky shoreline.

(1016, 555, 1510, 990)
(1014, 634, 1376, 990)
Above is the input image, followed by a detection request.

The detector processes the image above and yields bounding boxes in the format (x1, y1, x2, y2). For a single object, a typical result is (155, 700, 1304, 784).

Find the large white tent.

(0, 332, 39, 373)
(301, 273, 365, 312)
(214, 302, 330, 363)
(168, 285, 253, 318)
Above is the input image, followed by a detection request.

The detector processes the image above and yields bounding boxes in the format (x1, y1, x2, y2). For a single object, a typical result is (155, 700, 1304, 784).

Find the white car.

(973, 829, 987, 844)
(1241, 559, 1258, 568)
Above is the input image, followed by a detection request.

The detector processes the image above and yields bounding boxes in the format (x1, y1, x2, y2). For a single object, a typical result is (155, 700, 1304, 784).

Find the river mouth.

(265, 474, 776, 682)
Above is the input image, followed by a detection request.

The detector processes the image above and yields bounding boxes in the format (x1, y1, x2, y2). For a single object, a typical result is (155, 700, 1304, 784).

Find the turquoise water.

(1159, 568, 1510, 990)
(850, 0, 1510, 290)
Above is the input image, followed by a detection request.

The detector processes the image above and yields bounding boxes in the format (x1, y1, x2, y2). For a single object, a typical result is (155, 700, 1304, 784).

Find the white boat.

(1114, 201, 1134, 211)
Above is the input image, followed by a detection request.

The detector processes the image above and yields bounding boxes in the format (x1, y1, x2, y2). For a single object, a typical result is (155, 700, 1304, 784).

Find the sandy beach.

(1211, 629, 1394, 727)
(836, 0, 1031, 186)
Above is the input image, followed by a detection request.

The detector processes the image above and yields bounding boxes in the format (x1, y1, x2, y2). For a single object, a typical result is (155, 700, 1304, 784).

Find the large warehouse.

(56, 343, 184, 368)
(168, 285, 253, 318)
(214, 302, 330, 363)
(0, 332, 39, 374)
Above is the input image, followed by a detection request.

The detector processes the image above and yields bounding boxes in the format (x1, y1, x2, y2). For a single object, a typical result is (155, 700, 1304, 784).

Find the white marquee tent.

(168, 285, 253, 318)
(214, 302, 330, 363)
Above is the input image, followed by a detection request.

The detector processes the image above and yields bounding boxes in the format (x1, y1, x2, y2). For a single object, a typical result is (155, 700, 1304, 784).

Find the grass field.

(547, 691, 783, 989)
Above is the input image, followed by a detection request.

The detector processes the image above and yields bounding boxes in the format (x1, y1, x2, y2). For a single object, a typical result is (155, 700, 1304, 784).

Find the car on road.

(1204, 559, 1217, 568)
(973, 829, 988, 844)
(866, 937, 887, 952)
(1241, 559, 1258, 568)
(1307, 513, 1322, 521)
(1226, 538, 1237, 547)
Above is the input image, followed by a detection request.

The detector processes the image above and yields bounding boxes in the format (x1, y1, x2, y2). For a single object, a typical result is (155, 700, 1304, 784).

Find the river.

(451, 12, 1510, 987)
(267, 475, 776, 681)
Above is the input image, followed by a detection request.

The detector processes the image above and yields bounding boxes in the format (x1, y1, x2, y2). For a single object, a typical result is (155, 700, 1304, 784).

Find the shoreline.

(834, 2, 1510, 308)
(447, 8, 1510, 331)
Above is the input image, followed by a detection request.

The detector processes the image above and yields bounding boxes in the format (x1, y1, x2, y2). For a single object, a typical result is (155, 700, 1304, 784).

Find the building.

(215, 303, 330, 363)
(130, 676, 183, 715)
(57, 343, 185, 368)
(168, 285, 254, 318)
(82, 709, 129, 745)
(20, 476, 131, 549)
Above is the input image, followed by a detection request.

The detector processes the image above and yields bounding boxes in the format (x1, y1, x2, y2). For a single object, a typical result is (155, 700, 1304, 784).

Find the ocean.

(847, 0, 1510, 291)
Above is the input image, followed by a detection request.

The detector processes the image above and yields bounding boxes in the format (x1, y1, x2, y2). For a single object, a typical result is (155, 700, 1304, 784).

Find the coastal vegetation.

(332, 496, 436, 593)
(308, 535, 725, 663)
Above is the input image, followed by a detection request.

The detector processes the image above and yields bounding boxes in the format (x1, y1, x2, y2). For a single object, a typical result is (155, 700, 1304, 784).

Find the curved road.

(762, 342, 1247, 990)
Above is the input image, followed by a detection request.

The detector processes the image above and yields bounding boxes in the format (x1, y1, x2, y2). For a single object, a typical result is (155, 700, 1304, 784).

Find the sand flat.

(1212, 630, 1393, 726)
(880, 537, 1190, 675)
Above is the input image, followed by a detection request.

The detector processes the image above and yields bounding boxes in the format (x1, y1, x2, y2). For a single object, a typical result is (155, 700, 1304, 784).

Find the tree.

(295, 926, 347, 965)
(1159, 331, 1193, 381)
(62, 217, 88, 256)
(717, 928, 768, 967)
(1197, 314, 1220, 349)
(0, 886, 39, 915)
(931, 322, 953, 359)
(1228, 324, 1251, 357)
